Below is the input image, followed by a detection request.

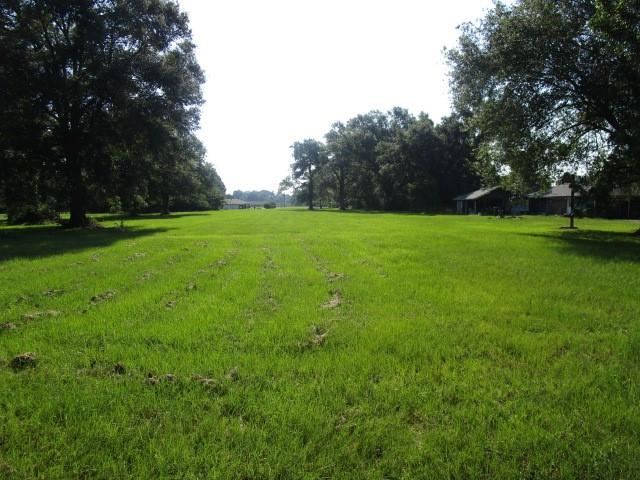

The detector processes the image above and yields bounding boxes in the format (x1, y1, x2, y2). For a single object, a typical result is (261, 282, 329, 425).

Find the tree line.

(229, 190, 276, 203)
(288, 1, 639, 219)
(287, 109, 480, 211)
(0, 0, 225, 226)
(446, 0, 640, 206)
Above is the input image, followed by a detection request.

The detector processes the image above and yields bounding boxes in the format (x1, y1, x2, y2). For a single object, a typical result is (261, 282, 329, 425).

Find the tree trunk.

(162, 192, 170, 215)
(69, 186, 88, 227)
(338, 168, 346, 211)
(569, 187, 575, 228)
(67, 152, 89, 228)
(308, 169, 314, 210)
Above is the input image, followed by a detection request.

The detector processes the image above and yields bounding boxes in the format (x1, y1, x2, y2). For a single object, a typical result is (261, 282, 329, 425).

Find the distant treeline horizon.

(2, 0, 639, 227)
(285, 108, 480, 212)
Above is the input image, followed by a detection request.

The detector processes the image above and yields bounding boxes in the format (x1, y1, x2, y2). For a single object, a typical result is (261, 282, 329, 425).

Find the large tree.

(291, 139, 325, 210)
(342, 111, 391, 210)
(277, 176, 294, 207)
(447, 0, 640, 192)
(0, 0, 204, 226)
(376, 113, 479, 211)
(325, 122, 354, 211)
(320, 109, 479, 212)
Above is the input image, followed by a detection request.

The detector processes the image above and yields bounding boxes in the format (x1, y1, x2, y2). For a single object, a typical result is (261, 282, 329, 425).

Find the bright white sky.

(177, 0, 496, 193)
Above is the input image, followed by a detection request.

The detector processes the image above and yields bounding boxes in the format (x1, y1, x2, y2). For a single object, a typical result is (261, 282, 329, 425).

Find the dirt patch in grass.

(258, 287, 279, 312)
(113, 362, 126, 375)
(14, 294, 34, 304)
(312, 332, 328, 346)
(0, 462, 14, 476)
(22, 310, 61, 321)
(226, 367, 239, 381)
(42, 288, 65, 297)
(90, 290, 116, 305)
(145, 373, 178, 385)
(10, 352, 37, 370)
(191, 374, 214, 385)
(1, 323, 18, 330)
(76, 360, 111, 378)
(322, 291, 342, 309)
(191, 374, 228, 394)
(299, 325, 329, 351)
(165, 300, 178, 309)
(266, 294, 278, 311)
(326, 272, 344, 282)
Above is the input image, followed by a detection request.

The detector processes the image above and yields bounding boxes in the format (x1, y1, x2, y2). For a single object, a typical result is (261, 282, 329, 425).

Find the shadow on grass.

(92, 212, 210, 222)
(522, 229, 640, 263)
(0, 224, 171, 263)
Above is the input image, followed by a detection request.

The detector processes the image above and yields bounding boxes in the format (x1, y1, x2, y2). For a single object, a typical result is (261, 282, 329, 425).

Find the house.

(454, 181, 640, 218)
(593, 187, 640, 219)
(528, 183, 579, 215)
(454, 186, 509, 215)
(223, 199, 250, 210)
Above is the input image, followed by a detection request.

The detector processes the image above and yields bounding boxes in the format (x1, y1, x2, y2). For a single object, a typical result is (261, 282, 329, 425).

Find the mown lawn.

(1, 210, 639, 479)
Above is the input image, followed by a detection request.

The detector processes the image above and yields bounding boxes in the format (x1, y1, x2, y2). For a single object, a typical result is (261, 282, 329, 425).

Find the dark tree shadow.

(91, 212, 211, 222)
(521, 229, 640, 263)
(0, 224, 171, 263)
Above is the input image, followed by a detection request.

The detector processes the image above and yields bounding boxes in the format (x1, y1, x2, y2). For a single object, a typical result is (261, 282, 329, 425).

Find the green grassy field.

(1, 210, 639, 479)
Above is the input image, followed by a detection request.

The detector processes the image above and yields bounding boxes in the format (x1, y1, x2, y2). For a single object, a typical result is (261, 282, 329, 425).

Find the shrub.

(106, 196, 123, 214)
(7, 199, 60, 225)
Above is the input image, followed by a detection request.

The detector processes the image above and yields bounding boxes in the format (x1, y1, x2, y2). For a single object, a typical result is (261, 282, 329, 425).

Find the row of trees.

(287, 109, 480, 211)
(0, 0, 224, 226)
(229, 190, 276, 203)
(286, 1, 639, 220)
(446, 0, 640, 201)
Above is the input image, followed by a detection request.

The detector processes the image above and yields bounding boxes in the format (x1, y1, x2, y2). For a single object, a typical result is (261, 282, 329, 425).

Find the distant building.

(223, 199, 250, 210)
(223, 199, 275, 210)
(453, 182, 640, 218)
(528, 183, 578, 215)
(454, 186, 509, 215)
(594, 188, 640, 219)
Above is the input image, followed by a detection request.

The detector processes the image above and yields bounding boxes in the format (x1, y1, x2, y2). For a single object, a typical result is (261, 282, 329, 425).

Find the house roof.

(454, 186, 502, 201)
(225, 198, 250, 205)
(528, 183, 580, 199)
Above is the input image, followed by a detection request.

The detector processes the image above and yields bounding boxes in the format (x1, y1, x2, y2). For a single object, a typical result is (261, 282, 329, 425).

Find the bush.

(106, 196, 123, 214)
(263, 202, 276, 209)
(7, 199, 60, 225)
(125, 194, 148, 216)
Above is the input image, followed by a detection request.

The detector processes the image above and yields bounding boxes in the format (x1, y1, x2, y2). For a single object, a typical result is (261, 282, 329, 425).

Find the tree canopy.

(289, 109, 479, 211)
(447, 0, 640, 192)
(291, 139, 326, 211)
(0, 0, 224, 225)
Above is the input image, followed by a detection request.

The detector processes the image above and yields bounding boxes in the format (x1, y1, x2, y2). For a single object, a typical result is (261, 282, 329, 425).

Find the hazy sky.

(177, 0, 496, 193)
